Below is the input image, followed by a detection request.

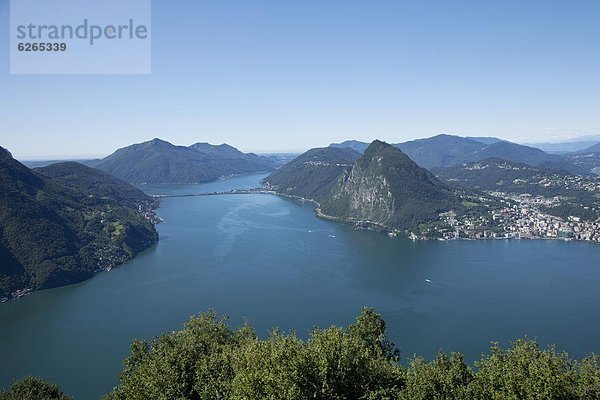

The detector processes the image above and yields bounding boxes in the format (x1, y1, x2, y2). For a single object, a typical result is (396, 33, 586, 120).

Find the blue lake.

(1, 173, 600, 399)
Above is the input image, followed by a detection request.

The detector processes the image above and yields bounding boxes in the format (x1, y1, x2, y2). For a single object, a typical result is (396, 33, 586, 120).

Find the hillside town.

(421, 192, 600, 243)
(506, 170, 600, 193)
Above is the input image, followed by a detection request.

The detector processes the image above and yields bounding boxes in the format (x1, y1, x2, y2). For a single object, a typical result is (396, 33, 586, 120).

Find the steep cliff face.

(321, 141, 459, 231)
(326, 161, 396, 223)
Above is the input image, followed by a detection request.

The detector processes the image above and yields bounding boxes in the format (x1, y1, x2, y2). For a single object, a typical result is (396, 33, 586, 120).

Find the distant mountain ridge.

(581, 142, 600, 153)
(329, 140, 371, 154)
(23, 159, 96, 168)
(395, 135, 486, 169)
(330, 134, 589, 174)
(0, 149, 158, 299)
(467, 136, 505, 145)
(89, 138, 278, 184)
(526, 134, 600, 154)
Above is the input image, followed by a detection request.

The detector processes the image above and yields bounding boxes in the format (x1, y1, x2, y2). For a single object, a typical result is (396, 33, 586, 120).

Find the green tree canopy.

(4, 309, 600, 399)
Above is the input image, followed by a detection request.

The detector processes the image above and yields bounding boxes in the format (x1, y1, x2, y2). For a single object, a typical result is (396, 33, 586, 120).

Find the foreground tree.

(104, 309, 600, 400)
(104, 308, 403, 400)
(469, 339, 598, 399)
(4, 309, 600, 399)
(0, 376, 72, 400)
(401, 352, 473, 399)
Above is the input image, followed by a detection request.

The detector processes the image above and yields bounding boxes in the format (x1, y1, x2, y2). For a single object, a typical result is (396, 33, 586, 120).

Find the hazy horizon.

(2, 1, 599, 158)
(7, 131, 600, 162)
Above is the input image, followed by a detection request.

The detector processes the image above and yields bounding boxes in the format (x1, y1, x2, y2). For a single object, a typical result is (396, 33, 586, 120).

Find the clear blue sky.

(1, 0, 599, 159)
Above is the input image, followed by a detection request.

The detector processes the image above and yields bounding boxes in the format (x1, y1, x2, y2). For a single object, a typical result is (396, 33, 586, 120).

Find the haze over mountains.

(331, 134, 596, 175)
(15, 134, 600, 185)
(88, 138, 279, 184)
(526, 134, 600, 154)
(0, 147, 158, 299)
(582, 142, 600, 154)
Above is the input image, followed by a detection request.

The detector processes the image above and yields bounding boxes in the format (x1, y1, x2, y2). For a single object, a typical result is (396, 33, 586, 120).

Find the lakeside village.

(0, 202, 162, 304)
(408, 166, 600, 242)
(92, 201, 162, 273)
(138, 201, 163, 225)
(413, 192, 600, 243)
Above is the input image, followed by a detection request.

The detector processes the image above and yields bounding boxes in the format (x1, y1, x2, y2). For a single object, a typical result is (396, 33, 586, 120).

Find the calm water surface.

(1, 174, 600, 399)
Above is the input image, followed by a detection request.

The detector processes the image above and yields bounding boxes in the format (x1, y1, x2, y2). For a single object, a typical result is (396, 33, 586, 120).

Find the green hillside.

(262, 147, 361, 201)
(433, 158, 567, 191)
(0, 150, 158, 299)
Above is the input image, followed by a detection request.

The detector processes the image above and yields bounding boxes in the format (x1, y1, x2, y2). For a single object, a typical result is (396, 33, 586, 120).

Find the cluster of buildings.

(1, 288, 32, 303)
(430, 210, 499, 241)
(533, 173, 600, 193)
(138, 202, 163, 225)
(489, 203, 599, 242)
(93, 242, 133, 272)
(303, 161, 352, 167)
(421, 192, 600, 243)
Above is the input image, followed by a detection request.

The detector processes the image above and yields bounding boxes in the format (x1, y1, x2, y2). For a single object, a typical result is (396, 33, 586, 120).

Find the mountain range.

(331, 134, 593, 175)
(88, 138, 279, 184)
(0, 148, 158, 299)
(582, 142, 600, 153)
(526, 134, 600, 154)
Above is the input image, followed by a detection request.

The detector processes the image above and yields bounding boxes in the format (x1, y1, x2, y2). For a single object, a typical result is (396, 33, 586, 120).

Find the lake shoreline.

(269, 190, 597, 245)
